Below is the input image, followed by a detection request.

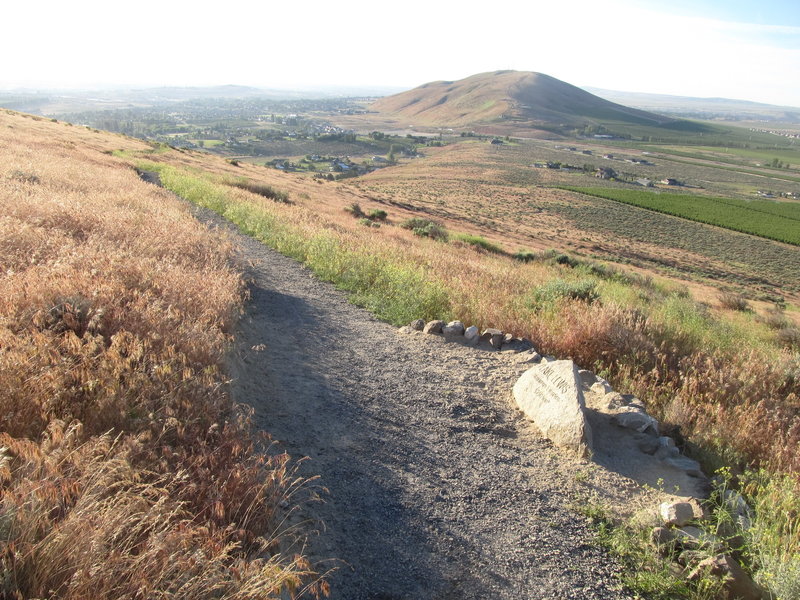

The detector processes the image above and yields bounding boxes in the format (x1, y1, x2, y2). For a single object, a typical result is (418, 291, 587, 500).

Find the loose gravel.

(194, 207, 637, 600)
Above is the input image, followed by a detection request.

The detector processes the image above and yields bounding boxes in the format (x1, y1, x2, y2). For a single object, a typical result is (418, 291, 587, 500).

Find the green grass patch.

(136, 162, 450, 325)
(450, 232, 503, 253)
(561, 186, 800, 245)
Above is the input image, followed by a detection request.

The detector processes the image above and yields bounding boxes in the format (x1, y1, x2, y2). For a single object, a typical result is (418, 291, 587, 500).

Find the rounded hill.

(371, 70, 675, 130)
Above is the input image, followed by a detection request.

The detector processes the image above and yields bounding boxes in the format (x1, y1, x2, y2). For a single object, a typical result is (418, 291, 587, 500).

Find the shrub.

(513, 250, 539, 262)
(345, 202, 365, 217)
(719, 291, 751, 312)
(9, 170, 40, 184)
(400, 217, 448, 241)
(529, 278, 599, 307)
(776, 327, 800, 349)
(229, 179, 290, 203)
(358, 217, 380, 228)
(758, 307, 790, 330)
(368, 209, 388, 221)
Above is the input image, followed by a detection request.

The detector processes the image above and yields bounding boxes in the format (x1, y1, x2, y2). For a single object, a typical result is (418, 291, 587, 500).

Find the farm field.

(349, 139, 800, 299)
(560, 186, 800, 245)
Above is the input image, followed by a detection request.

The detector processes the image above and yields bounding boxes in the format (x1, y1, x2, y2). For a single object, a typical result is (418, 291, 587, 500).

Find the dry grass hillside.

(370, 70, 672, 129)
(3, 106, 799, 597)
(0, 110, 323, 599)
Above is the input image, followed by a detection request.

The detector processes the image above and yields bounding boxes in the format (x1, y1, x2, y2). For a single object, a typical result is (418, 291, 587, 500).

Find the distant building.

(661, 178, 680, 186)
(636, 178, 653, 187)
(595, 167, 617, 179)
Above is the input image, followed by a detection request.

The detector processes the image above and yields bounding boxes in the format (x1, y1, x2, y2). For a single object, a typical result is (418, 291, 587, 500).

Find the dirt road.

(196, 208, 635, 599)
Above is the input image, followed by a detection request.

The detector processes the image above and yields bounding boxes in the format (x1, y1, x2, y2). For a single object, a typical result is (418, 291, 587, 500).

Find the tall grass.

(0, 112, 322, 598)
(144, 162, 451, 325)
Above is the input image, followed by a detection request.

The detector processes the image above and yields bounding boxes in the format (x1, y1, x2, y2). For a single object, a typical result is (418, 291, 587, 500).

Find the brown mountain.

(371, 70, 674, 129)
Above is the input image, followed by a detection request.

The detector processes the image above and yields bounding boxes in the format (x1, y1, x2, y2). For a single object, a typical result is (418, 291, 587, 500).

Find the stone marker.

(409, 318, 425, 331)
(423, 320, 445, 334)
(512, 359, 593, 457)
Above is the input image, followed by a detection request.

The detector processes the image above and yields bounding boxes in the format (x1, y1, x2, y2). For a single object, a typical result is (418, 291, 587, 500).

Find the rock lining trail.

(193, 207, 643, 599)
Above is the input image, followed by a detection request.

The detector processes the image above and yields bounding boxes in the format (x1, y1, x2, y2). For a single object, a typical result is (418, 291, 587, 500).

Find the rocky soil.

(192, 207, 654, 599)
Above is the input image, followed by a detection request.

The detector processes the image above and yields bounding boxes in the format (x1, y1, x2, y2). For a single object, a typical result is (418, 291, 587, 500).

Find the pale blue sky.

(4, 0, 799, 106)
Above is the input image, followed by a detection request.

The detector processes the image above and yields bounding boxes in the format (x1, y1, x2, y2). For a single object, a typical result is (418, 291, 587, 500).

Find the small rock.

(481, 328, 504, 349)
(464, 325, 480, 343)
(660, 501, 694, 527)
(687, 554, 766, 600)
(423, 320, 445, 334)
(677, 549, 706, 568)
(654, 445, 680, 460)
(723, 490, 753, 532)
(502, 337, 534, 352)
(637, 437, 659, 455)
(676, 526, 721, 551)
(651, 526, 676, 553)
(666, 456, 705, 478)
(612, 410, 659, 435)
(541, 354, 557, 363)
(442, 323, 465, 338)
(409, 318, 425, 331)
(515, 351, 541, 364)
(444, 320, 465, 334)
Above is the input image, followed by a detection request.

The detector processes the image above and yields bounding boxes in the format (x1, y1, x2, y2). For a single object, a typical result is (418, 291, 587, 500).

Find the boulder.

(512, 359, 593, 458)
(423, 320, 445, 334)
(687, 554, 766, 600)
(409, 318, 425, 331)
(463, 325, 480, 343)
(660, 501, 694, 527)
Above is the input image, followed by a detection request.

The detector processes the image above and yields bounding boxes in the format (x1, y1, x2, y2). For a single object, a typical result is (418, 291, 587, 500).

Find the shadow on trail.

(229, 281, 476, 599)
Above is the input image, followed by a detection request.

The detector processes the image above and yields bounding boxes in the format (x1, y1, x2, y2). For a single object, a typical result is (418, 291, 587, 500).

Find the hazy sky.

(4, 0, 799, 106)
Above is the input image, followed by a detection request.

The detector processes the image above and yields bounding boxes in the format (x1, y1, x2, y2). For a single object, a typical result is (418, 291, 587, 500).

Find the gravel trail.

(195, 209, 635, 600)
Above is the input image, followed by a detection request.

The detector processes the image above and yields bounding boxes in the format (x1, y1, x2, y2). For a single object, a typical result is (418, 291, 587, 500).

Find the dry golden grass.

(0, 110, 323, 598)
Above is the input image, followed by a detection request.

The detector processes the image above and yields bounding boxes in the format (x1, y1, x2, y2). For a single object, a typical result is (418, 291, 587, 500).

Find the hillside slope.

(371, 70, 674, 128)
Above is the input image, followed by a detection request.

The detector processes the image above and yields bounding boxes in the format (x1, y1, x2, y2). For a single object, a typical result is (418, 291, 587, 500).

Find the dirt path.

(194, 208, 636, 599)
